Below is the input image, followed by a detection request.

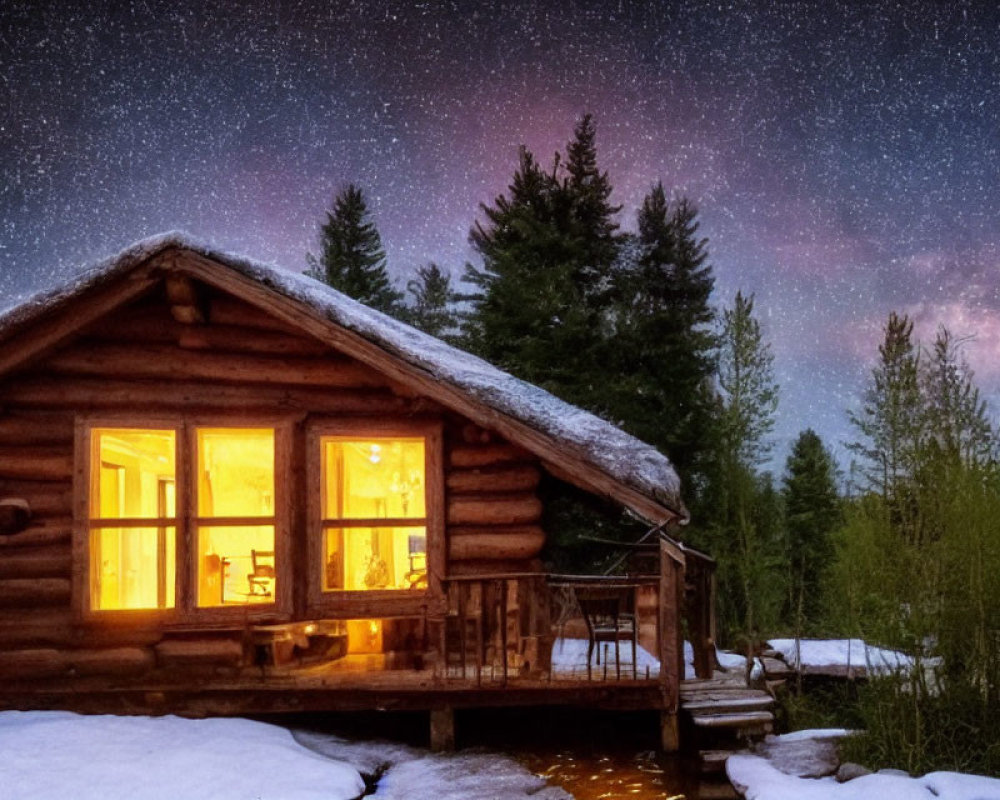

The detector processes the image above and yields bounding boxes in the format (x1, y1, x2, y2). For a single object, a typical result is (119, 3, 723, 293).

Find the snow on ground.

(549, 637, 749, 681)
(0, 711, 572, 800)
(727, 754, 1000, 800)
(767, 638, 915, 675)
(550, 637, 661, 678)
(292, 729, 572, 800)
(0, 711, 365, 800)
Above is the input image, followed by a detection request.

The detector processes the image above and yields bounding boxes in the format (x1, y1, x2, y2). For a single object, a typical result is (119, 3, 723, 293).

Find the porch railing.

(437, 534, 716, 703)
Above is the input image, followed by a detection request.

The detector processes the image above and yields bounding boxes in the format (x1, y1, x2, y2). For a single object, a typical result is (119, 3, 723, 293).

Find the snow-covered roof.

(0, 232, 685, 520)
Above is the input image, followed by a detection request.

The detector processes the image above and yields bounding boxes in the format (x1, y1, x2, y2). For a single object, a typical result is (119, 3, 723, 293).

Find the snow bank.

(728, 755, 1000, 800)
(767, 638, 915, 675)
(293, 729, 572, 799)
(0, 711, 365, 800)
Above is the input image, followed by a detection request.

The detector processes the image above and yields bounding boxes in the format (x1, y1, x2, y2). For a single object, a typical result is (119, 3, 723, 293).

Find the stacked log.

(155, 637, 245, 669)
(445, 437, 546, 564)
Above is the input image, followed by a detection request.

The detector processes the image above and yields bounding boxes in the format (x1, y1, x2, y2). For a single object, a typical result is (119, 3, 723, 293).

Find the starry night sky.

(2, 0, 999, 473)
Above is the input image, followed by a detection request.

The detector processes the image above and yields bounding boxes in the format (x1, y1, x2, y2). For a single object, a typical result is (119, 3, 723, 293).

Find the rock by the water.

(835, 762, 872, 782)
(753, 733, 840, 778)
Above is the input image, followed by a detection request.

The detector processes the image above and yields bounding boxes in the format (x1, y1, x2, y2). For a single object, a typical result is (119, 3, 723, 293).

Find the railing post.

(659, 537, 683, 752)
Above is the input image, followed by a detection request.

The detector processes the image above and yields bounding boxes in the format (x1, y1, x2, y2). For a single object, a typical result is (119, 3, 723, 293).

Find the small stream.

(517, 747, 697, 799)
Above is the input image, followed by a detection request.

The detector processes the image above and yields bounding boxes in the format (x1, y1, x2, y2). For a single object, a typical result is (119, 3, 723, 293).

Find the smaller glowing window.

(320, 438, 427, 593)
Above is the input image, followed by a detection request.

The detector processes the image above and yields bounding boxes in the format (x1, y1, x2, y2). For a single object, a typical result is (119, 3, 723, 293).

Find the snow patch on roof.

(0, 232, 684, 518)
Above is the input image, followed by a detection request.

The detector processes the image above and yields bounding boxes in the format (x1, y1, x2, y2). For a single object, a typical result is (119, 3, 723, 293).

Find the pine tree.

(783, 429, 839, 636)
(717, 291, 778, 468)
(699, 291, 779, 647)
(461, 116, 622, 410)
(563, 113, 621, 294)
(405, 263, 458, 339)
(608, 184, 716, 491)
(847, 312, 923, 541)
(921, 327, 993, 468)
(306, 184, 403, 314)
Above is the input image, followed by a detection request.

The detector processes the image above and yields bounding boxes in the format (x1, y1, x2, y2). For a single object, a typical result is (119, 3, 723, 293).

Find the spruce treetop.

(306, 183, 403, 315)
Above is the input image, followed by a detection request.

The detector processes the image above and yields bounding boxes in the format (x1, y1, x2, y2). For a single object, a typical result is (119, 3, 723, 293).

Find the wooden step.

(684, 695, 775, 715)
(699, 749, 735, 773)
(691, 710, 775, 729)
(761, 655, 793, 678)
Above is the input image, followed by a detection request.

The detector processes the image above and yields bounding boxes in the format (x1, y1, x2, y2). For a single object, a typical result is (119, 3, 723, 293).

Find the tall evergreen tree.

(306, 184, 403, 314)
(608, 184, 716, 491)
(563, 113, 621, 294)
(847, 312, 923, 540)
(921, 327, 993, 468)
(405, 262, 458, 339)
(462, 116, 622, 410)
(700, 291, 779, 646)
(783, 429, 839, 636)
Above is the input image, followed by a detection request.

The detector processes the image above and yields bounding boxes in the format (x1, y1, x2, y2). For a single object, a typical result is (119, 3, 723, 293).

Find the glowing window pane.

(91, 429, 175, 519)
(323, 526, 426, 591)
(197, 429, 274, 518)
(197, 525, 275, 607)
(90, 526, 176, 610)
(322, 438, 425, 519)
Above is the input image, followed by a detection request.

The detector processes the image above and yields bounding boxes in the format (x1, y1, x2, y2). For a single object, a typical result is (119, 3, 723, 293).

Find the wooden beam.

(658, 537, 682, 748)
(0, 449, 72, 481)
(0, 262, 161, 378)
(446, 495, 542, 526)
(165, 274, 206, 324)
(448, 445, 532, 469)
(0, 550, 71, 579)
(0, 577, 71, 608)
(45, 342, 387, 388)
(446, 465, 541, 494)
(0, 376, 417, 416)
(448, 530, 545, 561)
(0, 414, 74, 446)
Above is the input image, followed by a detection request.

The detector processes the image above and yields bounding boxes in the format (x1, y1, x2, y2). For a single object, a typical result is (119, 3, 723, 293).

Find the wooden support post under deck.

(429, 707, 455, 752)
(660, 710, 680, 753)
(658, 536, 683, 752)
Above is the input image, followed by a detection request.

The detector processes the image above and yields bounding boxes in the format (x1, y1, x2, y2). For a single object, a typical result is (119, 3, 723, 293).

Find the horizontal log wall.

(0, 286, 551, 687)
(443, 423, 546, 565)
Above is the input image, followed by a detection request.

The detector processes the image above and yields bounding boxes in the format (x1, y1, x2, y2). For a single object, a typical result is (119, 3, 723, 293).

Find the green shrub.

(840, 674, 1000, 777)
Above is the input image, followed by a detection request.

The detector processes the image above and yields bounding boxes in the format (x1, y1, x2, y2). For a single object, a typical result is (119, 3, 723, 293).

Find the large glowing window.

(89, 429, 176, 611)
(320, 438, 427, 592)
(196, 428, 276, 606)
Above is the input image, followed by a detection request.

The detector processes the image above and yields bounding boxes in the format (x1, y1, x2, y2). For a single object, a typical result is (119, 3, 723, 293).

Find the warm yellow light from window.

(89, 429, 176, 611)
(322, 438, 425, 519)
(324, 526, 426, 591)
(197, 525, 275, 607)
(197, 428, 274, 518)
(91, 429, 175, 519)
(196, 428, 276, 607)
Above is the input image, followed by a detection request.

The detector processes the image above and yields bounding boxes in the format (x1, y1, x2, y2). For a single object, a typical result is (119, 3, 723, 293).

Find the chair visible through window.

(247, 550, 275, 597)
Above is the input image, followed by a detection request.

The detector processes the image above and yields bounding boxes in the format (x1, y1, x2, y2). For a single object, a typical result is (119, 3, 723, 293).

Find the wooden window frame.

(306, 419, 445, 619)
(73, 415, 293, 626)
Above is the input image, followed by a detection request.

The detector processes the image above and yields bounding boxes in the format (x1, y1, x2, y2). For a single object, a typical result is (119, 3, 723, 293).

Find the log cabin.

(0, 233, 715, 750)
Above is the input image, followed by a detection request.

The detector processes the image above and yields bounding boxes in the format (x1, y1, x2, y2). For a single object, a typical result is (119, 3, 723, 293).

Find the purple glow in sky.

(2, 0, 999, 472)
